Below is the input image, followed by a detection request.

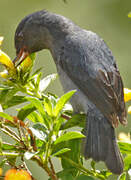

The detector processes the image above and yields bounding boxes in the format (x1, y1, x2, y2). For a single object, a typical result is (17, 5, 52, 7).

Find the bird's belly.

(57, 65, 89, 113)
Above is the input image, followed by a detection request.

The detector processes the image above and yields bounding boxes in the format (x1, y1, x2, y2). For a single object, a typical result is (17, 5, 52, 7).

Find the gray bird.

(13, 10, 127, 174)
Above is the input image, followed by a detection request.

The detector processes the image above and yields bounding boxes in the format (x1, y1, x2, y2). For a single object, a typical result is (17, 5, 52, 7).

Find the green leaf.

(26, 97, 45, 115)
(26, 97, 49, 128)
(30, 127, 47, 142)
(54, 117, 65, 132)
(0, 85, 10, 90)
(0, 159, 6, 168)
(124, 154, 131, 170)
(0, 88, 19, 107)
(39, 73, 57, 92)
(56, 170, 74, 180)
(53, 90, 76, 117)
(33, 123, 47, 134)
(6, 156, 17, 166)
(44, 97, 53, 116)
(29, 68, 43, 80)
(61, 139, 82, 168)
(0, 112, 13, 121)
(24, 151, 37, 160)
(0, 89, 9, 103)
(91, 160, 96, 171)
(52, 148, 71, 157)
(0, 88, 18, 104)
(27, 111, 43, 123)
(118, 172, 126, 180)
(98, 170, 112, 179)
(61, 114, 86, 130)
(118, 141, 131, 154)
(35, 72, 42, 90)
(30, 53, 36, 63)
(17, 103, 36, 121)
(2, 143, 17, 151)
(4, 96, 27, 109)
(76, 175, 95, 180)
(54, 131, 85, 145)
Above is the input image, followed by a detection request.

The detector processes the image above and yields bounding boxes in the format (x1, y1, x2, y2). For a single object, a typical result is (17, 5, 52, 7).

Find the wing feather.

(59, 34, 127, 127)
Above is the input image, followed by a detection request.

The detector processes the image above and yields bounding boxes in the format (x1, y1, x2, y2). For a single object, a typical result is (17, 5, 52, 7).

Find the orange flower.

(5, 169, 32, 180)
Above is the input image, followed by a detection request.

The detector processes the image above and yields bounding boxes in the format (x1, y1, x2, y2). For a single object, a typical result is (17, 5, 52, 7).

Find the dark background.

(1, 0, 131, 179)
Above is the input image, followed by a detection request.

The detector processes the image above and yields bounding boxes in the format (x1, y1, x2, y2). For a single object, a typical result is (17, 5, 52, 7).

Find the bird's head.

(13, 10, 54, 65)
(13, 10, 76, 66)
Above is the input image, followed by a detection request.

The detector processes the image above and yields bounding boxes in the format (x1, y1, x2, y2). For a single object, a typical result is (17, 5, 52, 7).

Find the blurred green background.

(1, 0, 131, 179)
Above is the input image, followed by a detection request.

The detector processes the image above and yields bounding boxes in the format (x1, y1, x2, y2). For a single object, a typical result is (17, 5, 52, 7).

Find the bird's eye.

(16, 32, 24, 41)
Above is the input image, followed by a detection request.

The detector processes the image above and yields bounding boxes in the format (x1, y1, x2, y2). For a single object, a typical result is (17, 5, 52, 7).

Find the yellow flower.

(124, 88, 131, 102)
(21, 56, 32, 72)
(0, 50, 16, 77)
(4, 169, 32, 180)
(0, 50, 15, 70)
(0, 37, 4, 46)
(128, 106, 131, 114)
(118, 132, 130, 143)
(0, 168, 2, 176)
(128, 12, 131, 18)
(0, 70, 9, 78)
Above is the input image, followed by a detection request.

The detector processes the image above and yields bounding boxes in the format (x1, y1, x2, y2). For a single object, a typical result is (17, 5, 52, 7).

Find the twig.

(49, 158, 56, 176)
(61, 114, 70, 120)
(32, 155, 58, 180)
(17, 120, 24, 140)
(1, 124, 20, 141)
(1, 128, 20, 143)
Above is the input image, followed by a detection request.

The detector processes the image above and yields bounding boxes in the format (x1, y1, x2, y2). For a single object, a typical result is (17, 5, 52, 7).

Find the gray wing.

(59, 32, 127, 127)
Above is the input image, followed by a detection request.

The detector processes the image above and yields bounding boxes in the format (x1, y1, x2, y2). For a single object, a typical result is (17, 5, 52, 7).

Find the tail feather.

(83, 107, 123, 174)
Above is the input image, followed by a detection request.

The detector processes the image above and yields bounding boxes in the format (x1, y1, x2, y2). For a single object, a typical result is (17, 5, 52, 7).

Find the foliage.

(0, 37, 130, 180)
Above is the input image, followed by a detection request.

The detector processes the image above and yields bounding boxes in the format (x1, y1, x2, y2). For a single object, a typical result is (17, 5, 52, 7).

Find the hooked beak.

(13, 48, 29, 67)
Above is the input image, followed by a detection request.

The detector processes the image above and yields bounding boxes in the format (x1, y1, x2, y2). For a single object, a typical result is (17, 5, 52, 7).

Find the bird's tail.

(83, 107, 123, 174)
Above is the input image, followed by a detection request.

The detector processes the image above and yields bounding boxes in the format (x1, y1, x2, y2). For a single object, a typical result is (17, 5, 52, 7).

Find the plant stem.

(1, 128, 20, 143)
(62, 156, 105, 180)
(49, 158, 56, 176)
(0, 152, 19, 156)
(44, 130, 53, 164)
(32, 155, 58, 180)
(1, 124, 20, 140)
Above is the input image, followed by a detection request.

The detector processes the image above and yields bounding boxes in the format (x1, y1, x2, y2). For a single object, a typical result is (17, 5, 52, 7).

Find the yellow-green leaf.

(0, 112, 13, 121)
(52, 148, 71, 157)
(54, 131, 85, 145)
(53, 90, 76, 117)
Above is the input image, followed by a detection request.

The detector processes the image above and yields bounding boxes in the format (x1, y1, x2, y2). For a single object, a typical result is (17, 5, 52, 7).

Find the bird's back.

(57, 29, 126, 127)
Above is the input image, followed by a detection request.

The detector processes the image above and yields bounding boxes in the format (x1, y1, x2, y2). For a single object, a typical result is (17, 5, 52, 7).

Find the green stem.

(32, 155, 58, 180)
(1, 128, 20, 143)
(44, 130, 53, 164)
(62, 156, 105, 180)
(1, 124, 20, 141)
(0, 152, 19, 156)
